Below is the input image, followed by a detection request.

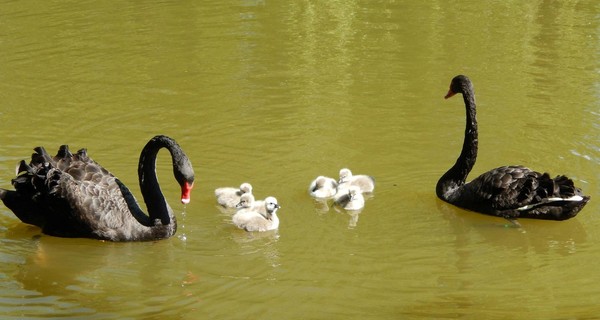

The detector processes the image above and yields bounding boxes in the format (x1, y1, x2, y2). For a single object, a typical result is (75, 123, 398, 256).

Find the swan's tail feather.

(535, 173, 584, 199)
(15, 160, 33, 176)
(0, 187, 47, 227)
(56, 145, 72, 159)
(76, 148, 89, 161)
(53, 145, 75, 171)
(515, 195, 590, 220)
(507, 173, 590, 220)
(32, 147, 53, 164)
(554, 175, 582, 197)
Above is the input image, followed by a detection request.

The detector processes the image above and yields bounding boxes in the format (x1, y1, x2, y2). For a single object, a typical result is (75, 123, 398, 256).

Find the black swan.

(436, 75, 589, 221)
(0, 135, 195, 241)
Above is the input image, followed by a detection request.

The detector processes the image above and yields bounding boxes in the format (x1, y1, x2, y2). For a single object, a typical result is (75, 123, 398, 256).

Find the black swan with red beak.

(437, 75, 589, 221)
(0, 135, 195, 241)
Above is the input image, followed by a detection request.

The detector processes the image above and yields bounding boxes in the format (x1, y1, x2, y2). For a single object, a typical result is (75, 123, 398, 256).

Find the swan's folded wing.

(469, 165, 541, 209)
(55, 173, 140, 230)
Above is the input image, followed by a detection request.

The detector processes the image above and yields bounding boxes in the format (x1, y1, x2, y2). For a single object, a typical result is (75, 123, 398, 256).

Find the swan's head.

(172, 151, 195, 204)
(239, 183, 253, 194)
(177, 162, 194, 204)
(181, 181, 194, 204)
(445, 75, 473, 99)
(339, 168, 352, 184)
(236, 193, 255, 209)
(264, 197, 280, 216)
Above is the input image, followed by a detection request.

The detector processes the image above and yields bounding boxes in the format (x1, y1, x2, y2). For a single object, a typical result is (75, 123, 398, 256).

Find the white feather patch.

(517, 195, 584, 211)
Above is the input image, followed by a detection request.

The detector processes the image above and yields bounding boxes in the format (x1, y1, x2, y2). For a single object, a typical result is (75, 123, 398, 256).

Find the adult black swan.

(0, 135, 195, 241)
(436, 75, 589, 222)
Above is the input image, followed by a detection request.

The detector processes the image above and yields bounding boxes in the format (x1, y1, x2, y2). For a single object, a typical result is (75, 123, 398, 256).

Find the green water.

(0, 1, 598, 319)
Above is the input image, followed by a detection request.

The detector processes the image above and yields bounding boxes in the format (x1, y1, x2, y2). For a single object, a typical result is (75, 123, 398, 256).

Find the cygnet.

(338, 168, 375, 193)
(233, 196, 281, 232)
(334, 186, 365, 211)
(308, 176, 338, 198)
(215, 182, 253, 208)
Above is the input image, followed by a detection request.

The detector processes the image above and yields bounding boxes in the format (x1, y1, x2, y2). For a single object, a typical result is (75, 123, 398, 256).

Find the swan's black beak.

(181, 181, 193, 204)
(444, 89, 456, 99)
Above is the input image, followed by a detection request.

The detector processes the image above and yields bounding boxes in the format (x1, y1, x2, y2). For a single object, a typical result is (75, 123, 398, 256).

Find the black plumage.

(436, 75, 589, 221)
(0, 135, 195, 241)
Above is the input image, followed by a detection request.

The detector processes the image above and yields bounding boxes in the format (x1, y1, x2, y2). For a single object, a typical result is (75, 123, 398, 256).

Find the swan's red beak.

(444, 89, 456, 99)
(181, 182, 193, 204)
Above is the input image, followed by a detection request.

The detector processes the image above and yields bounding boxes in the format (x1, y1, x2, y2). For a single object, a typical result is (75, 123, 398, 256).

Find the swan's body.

(0, 135, 195, 241)
(334, 186, 364, 211)
(338, 168, 375, 193)
(215, 183, 252, 208)
(233, 195, 280, 232)
(308, 176, 338, 198)
(437, 75, 589, 221)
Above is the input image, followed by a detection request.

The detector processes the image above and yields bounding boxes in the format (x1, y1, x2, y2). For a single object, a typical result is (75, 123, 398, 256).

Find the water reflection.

(437, 200, 587, 255)
(399, 200, 591, 318)
(312, 192, 374, 228)
(9, 235, 201, 318)
(333, 205, 363, 229)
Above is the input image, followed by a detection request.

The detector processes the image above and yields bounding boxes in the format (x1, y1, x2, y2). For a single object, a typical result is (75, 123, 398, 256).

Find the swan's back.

(455, 166, 589, 220)
(1, 146, 157, 240)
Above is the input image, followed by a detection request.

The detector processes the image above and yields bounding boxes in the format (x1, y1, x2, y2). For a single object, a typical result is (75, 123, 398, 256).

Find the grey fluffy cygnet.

(215, 182, 253, 208)
(233, 194, 281, 232)
(308, 176, 338, 198)
(338, 168, 375, 193)
(334, 186, 365, 211)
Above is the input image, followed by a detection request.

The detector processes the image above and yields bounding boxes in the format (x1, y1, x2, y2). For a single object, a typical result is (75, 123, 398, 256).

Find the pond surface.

(0, 1, 599, 319)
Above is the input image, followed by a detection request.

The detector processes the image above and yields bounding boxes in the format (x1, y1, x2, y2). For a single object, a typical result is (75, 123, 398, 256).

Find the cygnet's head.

(264, 197, 281, 216)
(315, 176, 327, 185)
(239, 183, 253, 194)
(312, 176, 333, 189)
(236, 193, 255, 209)
(339, 168, 353, 183)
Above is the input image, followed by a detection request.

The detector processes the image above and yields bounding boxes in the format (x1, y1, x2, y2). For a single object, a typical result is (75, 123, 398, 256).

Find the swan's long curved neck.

(436, 91, 478, 200)
(138, 137, 179, 226)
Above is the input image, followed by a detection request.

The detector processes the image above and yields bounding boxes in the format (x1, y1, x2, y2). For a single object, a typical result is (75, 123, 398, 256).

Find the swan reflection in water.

(436, 199, 587, 255)
(2, 226, 206, 319)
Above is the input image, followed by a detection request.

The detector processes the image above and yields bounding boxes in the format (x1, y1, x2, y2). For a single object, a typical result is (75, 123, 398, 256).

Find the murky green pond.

(0, 1, 599, 319)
